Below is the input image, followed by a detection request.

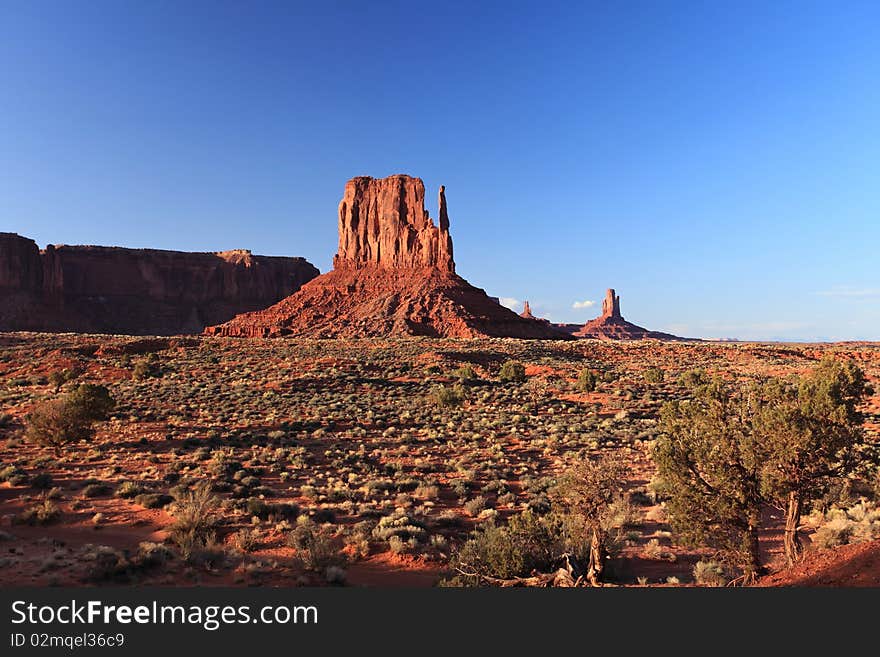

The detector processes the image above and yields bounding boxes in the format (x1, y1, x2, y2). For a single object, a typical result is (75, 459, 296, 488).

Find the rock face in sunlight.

(335, 175, 455, 273)
(0, 233, 319, 335)
(572, 288, 683, 340)
(207, 174, 569, 339)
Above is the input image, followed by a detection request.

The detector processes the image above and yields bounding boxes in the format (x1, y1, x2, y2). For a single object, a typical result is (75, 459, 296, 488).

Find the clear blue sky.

(2, 1, 879, 341)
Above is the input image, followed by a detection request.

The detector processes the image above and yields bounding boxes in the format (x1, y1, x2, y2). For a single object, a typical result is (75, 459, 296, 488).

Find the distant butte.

(206, 175, 570, 339)
(568, 288, 685, 340)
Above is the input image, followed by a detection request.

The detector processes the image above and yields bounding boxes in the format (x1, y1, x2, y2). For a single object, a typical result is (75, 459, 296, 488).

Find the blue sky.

(2, 1, 879, 341)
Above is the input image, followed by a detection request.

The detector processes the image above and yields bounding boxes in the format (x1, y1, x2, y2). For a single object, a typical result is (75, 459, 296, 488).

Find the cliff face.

(208, 174, 568, 339)
(0, 235, 319, 335)
(0, 233, 43, 293)
(334, 175, 454, 272)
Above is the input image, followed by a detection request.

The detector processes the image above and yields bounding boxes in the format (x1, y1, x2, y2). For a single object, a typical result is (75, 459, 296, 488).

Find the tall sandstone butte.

(574, 288, 682, 340)
(206, 174, 568, 339)
(0, 232, 319, 335)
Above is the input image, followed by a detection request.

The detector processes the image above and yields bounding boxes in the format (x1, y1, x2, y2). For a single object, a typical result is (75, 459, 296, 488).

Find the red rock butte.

(206, 174, 569, 339)
(573, 288, 683, 340)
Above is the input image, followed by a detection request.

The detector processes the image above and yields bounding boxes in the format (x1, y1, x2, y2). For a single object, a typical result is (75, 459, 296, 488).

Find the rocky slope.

(0, 233, 318, 335)
(207, 174, 568, 339)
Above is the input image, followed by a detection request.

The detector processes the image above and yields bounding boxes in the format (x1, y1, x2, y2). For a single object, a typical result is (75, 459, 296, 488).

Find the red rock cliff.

(0, 233, 43, 292)
(334, 175, 454, 272)
(0, 234, 319, 335)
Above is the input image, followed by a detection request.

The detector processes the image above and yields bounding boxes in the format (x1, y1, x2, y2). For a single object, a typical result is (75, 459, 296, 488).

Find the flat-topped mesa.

(602, 288, 622, 320)
(0, 234, 319, 334)
(333, 175, 455, 273)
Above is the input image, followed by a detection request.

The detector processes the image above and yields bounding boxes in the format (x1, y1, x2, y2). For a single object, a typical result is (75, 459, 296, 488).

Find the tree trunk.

(783, 490, 803, 566)
(586, 526, 607, 587)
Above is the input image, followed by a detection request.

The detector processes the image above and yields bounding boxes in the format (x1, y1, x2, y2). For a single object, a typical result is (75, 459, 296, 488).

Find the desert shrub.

(134, 493, 174, 509)
(577, 369, 598, 392)
(676, 369, 707, 388)
(30, 473, 53, 489)
(48, 364, 85, 391)
(24, 384, 115, 451)
(499, 361, 526, 383)
(644, 367, 664, 384)
(641, 538, 676, 561)
(286, 518, 344, 571)
(693, 560, 728, 587)
(137, 542, 174, 567)
(82, 483, 112, 498)
(0, 466, 26, 484)
(444, 510, 564, 585)
(414, 484, 439, 500)
(246, 498, 299, 521)
(810, 502, 880, 549)
(464, 496, 487, 516)
(232, 528, 260, 552)
(115, 482, 145, 498)
(371, 512, 428, 542)
(453, 365, 477, 381)
(15, 499, 61, 525)
(132, 354, 162, 380)
(168, 483, 219, 559)
(431, 383, 466, 408)
(82, 544, 129, 582)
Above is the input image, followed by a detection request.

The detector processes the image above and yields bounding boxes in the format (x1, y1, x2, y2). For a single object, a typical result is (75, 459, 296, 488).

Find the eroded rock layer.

(0, 233, 319, 335)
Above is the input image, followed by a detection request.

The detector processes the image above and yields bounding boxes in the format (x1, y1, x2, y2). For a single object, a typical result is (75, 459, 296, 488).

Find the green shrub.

(134, 493, 174, 509)
(677, 369, 707, 388)
(24, 384, 115, 451)
(453, 365, 477, 381)
(132, 354, 162, 380)
(444, 510, 564, 585)
(577, 369, 598, 392)
(499, 361, 526, 383)
(30, 473, 53, 489)
(644, 367, 664, 383)
(82, 483, 112, 498)
(431, 383, 466, 407)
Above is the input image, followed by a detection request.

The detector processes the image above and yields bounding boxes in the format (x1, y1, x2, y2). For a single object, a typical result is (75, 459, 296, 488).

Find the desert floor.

(1, 333, 878, 586)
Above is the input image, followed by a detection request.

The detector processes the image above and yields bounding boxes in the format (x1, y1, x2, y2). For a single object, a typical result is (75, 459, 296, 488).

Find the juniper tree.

(755, 357, 873, 565)
(551, 453, 628, 586)
(653, 378, 765, 582)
